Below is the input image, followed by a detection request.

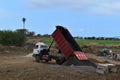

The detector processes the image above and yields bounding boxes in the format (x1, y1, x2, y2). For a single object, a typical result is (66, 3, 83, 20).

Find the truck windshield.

(34, 45, 38, 49)
(41, 45, 48, 49)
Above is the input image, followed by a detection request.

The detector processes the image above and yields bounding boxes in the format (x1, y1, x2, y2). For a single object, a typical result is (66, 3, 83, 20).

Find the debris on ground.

(97, 48, 120, 60)
(96, 63, 117, 74)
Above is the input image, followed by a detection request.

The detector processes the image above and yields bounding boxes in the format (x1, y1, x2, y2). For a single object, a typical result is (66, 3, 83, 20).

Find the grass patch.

(39, 37, 53, 45)
(38, 37, 120, 46)
(75, 38, 120, 46)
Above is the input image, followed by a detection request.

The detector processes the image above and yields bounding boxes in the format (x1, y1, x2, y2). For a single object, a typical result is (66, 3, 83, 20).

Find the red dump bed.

(52, 28, 73, 58)
(52, 26, 87, 60)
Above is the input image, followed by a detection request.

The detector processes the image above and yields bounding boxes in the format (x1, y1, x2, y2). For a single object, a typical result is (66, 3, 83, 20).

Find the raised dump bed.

(52, 26, 96, 67)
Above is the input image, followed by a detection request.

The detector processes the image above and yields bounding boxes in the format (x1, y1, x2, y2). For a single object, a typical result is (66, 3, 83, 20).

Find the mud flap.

(73, 51, 88, 60)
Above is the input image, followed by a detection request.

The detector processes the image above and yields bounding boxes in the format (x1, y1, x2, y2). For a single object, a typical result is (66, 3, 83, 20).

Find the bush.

(0, 30, 26, 46)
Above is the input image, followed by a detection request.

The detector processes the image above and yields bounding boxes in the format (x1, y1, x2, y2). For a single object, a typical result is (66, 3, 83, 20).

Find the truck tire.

(45, 60, 48, 63)
(56, 59, 62, 65)
(35, 55, 40, 62)
(56, 57, 66, 65)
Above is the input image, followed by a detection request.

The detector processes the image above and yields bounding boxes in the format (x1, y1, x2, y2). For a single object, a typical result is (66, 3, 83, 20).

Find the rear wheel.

(56, 57, 66, 65)
(45, 60, 48, 63)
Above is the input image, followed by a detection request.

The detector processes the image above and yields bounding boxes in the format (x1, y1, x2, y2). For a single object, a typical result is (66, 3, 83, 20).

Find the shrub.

(0, 30, 26, 46)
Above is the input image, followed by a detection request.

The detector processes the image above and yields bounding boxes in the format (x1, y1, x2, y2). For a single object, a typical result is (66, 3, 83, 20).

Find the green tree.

(0, 30, 26, 46)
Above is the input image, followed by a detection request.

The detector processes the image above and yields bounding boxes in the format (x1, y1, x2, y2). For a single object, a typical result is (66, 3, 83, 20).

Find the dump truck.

(33, 26, 96, 67)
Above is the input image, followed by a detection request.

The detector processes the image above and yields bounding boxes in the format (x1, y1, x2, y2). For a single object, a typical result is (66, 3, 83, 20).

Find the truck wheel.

(35, 56, 40, 62)
(45, 60, 48, 63)
(56, 59, 61, 65)
(56, 57, 65, 65)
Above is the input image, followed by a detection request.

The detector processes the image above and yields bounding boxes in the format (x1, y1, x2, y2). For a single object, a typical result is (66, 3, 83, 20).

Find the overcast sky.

(0, 0, 120, 37)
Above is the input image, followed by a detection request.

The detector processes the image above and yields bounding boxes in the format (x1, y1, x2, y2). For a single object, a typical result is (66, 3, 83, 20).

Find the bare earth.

(0, 53, 120, 80)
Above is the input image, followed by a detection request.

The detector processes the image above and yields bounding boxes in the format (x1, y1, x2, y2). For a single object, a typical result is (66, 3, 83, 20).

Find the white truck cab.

(32, 41, 64, 63)
(33, 42, 48, 55)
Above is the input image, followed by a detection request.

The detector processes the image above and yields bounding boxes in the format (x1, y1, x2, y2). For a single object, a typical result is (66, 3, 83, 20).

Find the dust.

(24, 53, 33, 57)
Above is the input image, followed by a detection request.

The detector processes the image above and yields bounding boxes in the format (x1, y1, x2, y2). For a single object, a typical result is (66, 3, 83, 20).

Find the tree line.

(76, 36, 120, 40)
(0, 28, 119, 47)
(0, 29, 50, 46)
(0, 30, 26, 46)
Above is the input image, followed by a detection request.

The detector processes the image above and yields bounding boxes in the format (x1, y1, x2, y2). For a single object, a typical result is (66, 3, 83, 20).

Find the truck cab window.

(41, 45, 48, 48)
(34, 45, 38, 49)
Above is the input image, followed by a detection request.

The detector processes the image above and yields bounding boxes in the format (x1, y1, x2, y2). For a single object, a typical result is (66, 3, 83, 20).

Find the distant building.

(16, 29, 28, 34)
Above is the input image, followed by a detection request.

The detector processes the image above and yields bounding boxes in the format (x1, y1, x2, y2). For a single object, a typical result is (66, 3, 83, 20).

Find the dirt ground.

(0, 52, 120, 80)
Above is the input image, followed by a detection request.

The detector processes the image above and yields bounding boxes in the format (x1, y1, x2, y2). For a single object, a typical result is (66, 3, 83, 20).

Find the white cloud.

(91, 0, 120, 15)
(27, 0, 96, 9)
(26, 0, 120, 15)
